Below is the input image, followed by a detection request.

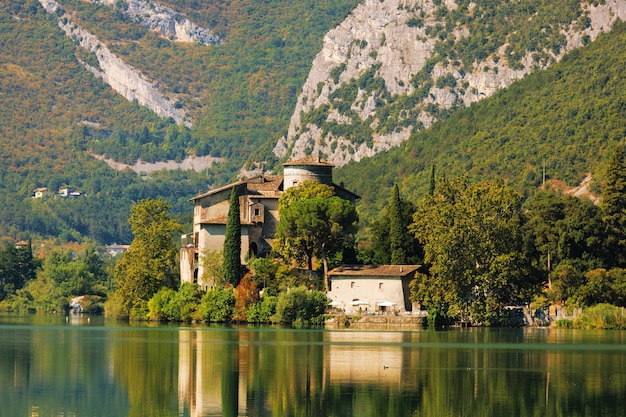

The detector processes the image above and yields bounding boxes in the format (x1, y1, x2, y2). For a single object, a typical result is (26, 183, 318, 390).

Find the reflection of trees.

(2, 322, 626, 416)
(175, 327, 626, 416)
(0, 320, 128, 416)
(112, 328, 179, 417)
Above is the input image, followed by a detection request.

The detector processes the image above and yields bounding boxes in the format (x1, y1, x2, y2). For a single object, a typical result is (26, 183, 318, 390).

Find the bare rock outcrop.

(93, 0, 220, 45)
(38, 0, 190, 126)
(276, 0, 626, 166)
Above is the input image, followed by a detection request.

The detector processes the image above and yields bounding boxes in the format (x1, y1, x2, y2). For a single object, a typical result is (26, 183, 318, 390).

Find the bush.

(195, 286, 235, 323)
(147, 287, 179, 321)
(271, 286, 328, 325)
(574, 304, 626, 329)
(554, 319, 573, 328)
(246, 295, 278, 323)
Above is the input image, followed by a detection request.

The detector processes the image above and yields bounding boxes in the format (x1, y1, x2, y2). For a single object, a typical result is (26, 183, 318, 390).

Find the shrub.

(554, 319, 573, 328)
(574, 304, 626, 329)
(246, 295, 278, 323)
(195, 286, 235, 323)
(271, 286, 328, 325)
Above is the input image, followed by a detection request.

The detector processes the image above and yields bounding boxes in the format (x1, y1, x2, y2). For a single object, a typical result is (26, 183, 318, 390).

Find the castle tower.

(282, 155, 334, 190)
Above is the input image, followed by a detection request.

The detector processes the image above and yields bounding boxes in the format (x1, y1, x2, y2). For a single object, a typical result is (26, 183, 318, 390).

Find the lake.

(1, 313, 625, 417)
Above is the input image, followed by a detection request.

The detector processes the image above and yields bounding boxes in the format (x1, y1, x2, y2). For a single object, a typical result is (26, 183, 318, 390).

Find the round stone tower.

(282, 155, 334, 190)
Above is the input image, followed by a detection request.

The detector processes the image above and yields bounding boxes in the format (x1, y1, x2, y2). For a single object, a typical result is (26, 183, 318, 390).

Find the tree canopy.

(409, 176, 538, 324)
(108, 199, 181, 319)
(275, 183, 358, 291)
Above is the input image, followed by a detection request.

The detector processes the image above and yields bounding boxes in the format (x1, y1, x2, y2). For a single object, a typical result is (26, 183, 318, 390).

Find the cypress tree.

(224, 186, 242, 286)
(600, 144, 626, 267)
(389, 184, 407, 264)
(429, 163, 436, 196)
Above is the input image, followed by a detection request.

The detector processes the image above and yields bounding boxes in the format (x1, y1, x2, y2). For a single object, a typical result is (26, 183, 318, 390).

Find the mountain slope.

(277, 0, 625, 166)
(335, 21, 626, 227)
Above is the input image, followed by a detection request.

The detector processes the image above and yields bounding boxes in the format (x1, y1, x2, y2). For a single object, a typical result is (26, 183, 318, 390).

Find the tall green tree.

(278, 180, 336, 212)
(600, 144, 626, 267)
(109, 199, 181, 319)
(0, 242, 37, 301)
(223, 186, 242, 286)
(367, 185, 422, 265)
(409, 177, 538, 325)
(275, 196, 358, 291)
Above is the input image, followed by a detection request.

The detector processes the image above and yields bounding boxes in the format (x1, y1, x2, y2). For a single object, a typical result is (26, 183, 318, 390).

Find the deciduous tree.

(109, 199, 181, 319)
(409, 177, 537, 325)
(275, 195, 358, 291)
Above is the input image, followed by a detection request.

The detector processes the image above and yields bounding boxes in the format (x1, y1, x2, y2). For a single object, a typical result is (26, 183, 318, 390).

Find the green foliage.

(600, 144, 626, 267)
(409, 176, 538, 324)
(275, 195, 358, 290)
(147, 283, 201, 322)
(363, 184, 422, 265)
(523, 191, 606, 274)
(200, 249, 225, 288)
(109, 199, 181, 318)
(224, 187, 242, 286)
(575, 268, 626, 307)
(246, 295, 278, 323)
(8, 246, 109, 313)
(573, 303, 626, 329)
(271, 286, 328, 325)
(0, 242, 38, 301)
(336, 23, 626, 231)
(196, 286, 236, 323)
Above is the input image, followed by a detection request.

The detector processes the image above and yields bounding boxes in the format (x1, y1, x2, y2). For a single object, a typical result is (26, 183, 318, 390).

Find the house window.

(351, 281, 355, 288)
(379, 282, 383, 290)
(254, 208, 260, 216)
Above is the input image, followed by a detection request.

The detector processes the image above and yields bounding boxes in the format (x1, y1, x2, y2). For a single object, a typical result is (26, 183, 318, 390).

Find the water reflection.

(1, 315, 625, 417)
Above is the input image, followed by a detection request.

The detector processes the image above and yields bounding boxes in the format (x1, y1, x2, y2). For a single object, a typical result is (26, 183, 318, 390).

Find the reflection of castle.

(178, 330, 247, 417)
(177, 329, 410, 415)
(323, 331, 404, 385)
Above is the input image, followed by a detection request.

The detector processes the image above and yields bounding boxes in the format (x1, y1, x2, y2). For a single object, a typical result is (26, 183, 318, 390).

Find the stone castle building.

(180, 156, 359, 289)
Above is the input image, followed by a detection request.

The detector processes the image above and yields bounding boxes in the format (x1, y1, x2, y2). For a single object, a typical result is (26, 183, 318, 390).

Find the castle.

(180, 156, 359, 289)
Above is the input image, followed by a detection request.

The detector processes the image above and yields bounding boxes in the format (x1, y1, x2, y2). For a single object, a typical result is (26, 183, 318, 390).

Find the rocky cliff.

(275, 0, 626, 166)
(38, 0, 190, 126)
(92, 0, 220, 45)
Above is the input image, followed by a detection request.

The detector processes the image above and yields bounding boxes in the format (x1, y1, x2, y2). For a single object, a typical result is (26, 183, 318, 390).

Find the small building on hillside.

(180, 156, 359, 290)
(33, 187, 49, 199)
(327, 265, 422, 313)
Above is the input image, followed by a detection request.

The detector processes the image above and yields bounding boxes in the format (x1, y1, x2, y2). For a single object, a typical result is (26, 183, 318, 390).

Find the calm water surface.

(1, 313, 625, 417)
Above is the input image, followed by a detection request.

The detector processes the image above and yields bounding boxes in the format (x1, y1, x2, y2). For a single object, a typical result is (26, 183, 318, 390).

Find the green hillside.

(336, 21, 626, 228)
(0, 0, 624, 246)
(0, 0, 356, 244)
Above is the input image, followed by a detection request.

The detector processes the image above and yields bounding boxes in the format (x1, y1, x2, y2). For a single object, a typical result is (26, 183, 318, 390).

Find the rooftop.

(328, 265, 421, 277)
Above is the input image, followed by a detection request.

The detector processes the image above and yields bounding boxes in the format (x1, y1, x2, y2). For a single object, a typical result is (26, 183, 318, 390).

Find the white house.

(327, 265, 422, 313)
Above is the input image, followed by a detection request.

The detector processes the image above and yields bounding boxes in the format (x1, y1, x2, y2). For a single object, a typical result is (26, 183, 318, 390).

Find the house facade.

(326, 265, 422, 313)
(180, 156, 359, 289)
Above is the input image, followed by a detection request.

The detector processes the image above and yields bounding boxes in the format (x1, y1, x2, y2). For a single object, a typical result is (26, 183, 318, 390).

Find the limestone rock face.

(93, 0, 220, 45)
(38, 0, 190, 126)
(275, 0, 626, 166)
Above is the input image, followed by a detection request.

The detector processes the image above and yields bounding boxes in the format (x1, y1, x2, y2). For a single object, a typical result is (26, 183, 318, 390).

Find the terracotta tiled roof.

(247, 176, 282, 192)
(282, 156, 334, 167)
(201, 214, 253, 225)
(328, 265, 421, 277)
